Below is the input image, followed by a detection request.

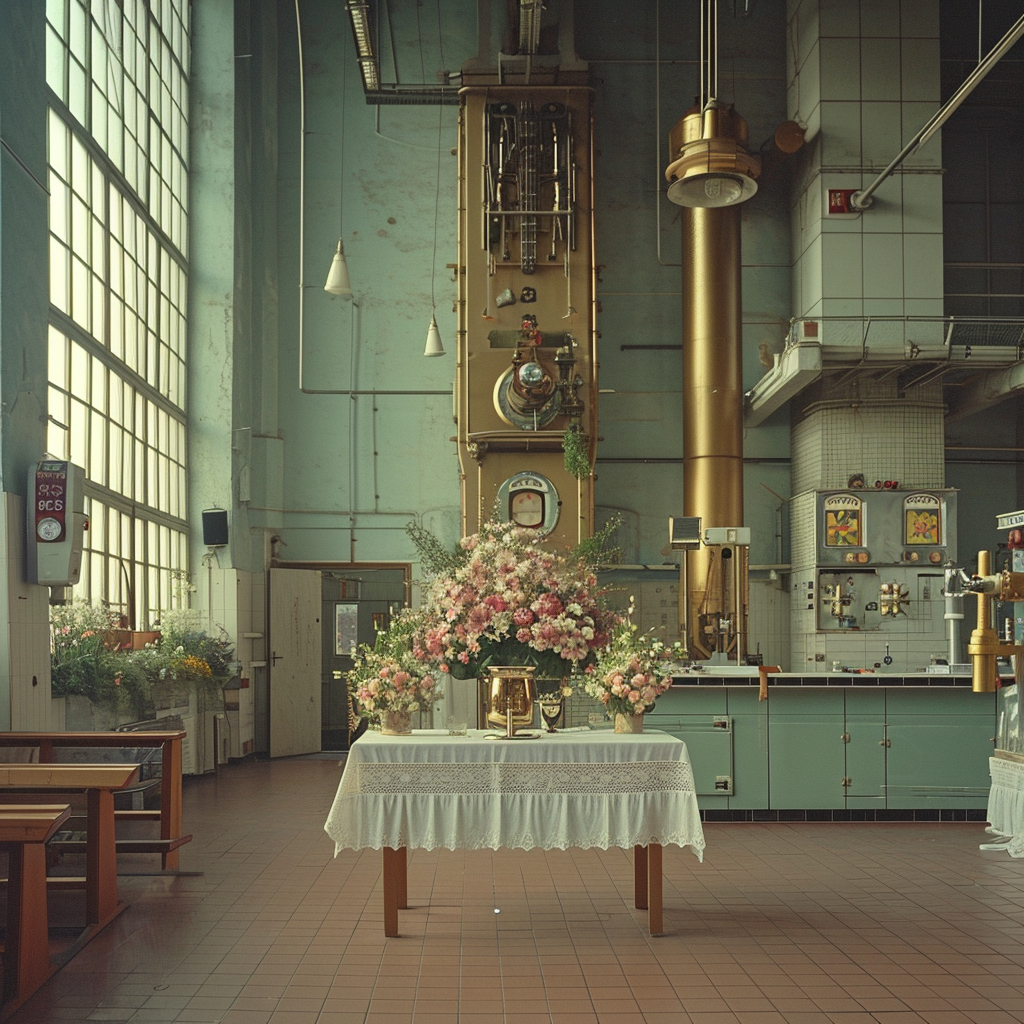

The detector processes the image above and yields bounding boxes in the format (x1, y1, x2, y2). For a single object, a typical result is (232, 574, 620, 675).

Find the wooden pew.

(0, 732, 190, 870)
(0, 804, 71, 1017)
(0, 765, 140, 931)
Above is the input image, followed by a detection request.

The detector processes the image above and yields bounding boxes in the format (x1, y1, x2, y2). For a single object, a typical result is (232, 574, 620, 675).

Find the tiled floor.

(7, 755, 1024, 1023)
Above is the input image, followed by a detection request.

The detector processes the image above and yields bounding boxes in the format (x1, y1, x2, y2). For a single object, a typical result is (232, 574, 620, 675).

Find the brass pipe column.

(682, 205, 743, 659)
(968, 549, 999, 692)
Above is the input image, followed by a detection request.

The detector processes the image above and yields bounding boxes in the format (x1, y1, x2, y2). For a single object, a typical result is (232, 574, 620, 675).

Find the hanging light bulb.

(424, 314, 444, 357)
(324, 240, 352, 296)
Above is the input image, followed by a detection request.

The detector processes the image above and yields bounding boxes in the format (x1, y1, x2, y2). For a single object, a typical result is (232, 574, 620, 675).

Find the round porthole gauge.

(37, 517, 62, 542)
(496, 472, 560, 536)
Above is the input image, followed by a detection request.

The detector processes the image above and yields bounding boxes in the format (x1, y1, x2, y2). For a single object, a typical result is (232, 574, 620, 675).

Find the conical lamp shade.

(424, 315, 445, 357)
(324, 240, 352, 295)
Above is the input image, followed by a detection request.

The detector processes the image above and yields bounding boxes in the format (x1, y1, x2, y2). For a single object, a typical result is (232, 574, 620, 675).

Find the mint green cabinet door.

(768, 690, 846, 809)
(885, 715, 993, 809)
(845, 714, 886, 807)
(653, 715, 731, 807)
(729, 689, 769, 810)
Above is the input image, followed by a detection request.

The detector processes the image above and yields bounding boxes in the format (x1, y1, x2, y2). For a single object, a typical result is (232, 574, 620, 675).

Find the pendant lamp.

(424, 97, 446, 357)
(424, 315, 444, 357)
(325, 240, 352, 295)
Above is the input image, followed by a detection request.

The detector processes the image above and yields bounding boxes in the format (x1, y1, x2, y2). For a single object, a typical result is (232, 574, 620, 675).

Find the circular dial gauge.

(37, 517, 63, 542)
(511, 490, 544, 528)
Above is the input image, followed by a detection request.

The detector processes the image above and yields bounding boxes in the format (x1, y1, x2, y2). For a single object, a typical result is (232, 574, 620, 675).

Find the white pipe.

(295, 0, 307, 391)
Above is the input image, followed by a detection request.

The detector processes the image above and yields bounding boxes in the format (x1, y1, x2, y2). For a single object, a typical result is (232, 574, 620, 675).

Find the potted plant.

(348, 609, 440, 734)
(581, 602, 680, 733)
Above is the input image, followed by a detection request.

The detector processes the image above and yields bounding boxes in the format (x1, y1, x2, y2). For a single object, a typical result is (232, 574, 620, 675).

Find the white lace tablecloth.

(324, 728, 705, 860)
(984, 754, 1024, 856)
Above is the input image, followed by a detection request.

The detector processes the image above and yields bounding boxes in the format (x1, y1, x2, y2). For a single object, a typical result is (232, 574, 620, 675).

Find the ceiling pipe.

(851, 11, 1024, 211)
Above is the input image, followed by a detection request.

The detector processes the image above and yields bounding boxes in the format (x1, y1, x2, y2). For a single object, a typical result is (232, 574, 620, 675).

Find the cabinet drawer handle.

(878, 739, 891, 748)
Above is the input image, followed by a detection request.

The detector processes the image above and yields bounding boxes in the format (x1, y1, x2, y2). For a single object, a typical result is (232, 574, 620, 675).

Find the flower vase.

(380, 709, 413, 736)
(614, 712, 644, 734)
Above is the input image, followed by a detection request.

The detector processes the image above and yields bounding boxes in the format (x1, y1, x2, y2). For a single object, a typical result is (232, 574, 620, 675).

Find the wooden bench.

(0, 732, 190, 870)
(0, 765, 140, 932)
(0, 804, 70, 1016)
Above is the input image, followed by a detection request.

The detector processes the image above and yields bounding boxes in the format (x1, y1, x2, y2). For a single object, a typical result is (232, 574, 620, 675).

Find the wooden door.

(269, 568, 322, 757)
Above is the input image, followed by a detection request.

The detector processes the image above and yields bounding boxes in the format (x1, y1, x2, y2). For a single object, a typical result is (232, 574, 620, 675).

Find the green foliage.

(50, 602, 149, 718)
(406, 520, 469, 579)
(562, 425, 591, 480)
(567, 513, 623, 574)
(50, 601, 236, 719)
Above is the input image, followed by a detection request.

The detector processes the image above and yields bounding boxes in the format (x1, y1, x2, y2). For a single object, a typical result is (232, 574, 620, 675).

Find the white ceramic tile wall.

(1, 494, 53, 729)
(788, 0, 943, 322)
(791, 389, 945, 496)
(749, 577, 792, 669)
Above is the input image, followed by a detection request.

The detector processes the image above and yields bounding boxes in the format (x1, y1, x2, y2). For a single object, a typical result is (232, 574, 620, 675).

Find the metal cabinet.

(656, 684, 995, 812)
(650, 687, 768, 810)
(649, 690, 730, 809)
(844, 689, 886, 809)
(883, 689, 995, 810)
(767, 690, 846, 809)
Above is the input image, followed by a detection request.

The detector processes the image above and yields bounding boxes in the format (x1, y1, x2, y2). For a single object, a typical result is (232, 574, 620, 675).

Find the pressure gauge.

(511, 489, 544, 527)
(37, 517, 63, 542)
(496, 471, 560, 536)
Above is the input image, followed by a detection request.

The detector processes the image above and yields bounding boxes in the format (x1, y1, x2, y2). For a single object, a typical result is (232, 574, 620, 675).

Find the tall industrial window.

(45, 0, 190, 625)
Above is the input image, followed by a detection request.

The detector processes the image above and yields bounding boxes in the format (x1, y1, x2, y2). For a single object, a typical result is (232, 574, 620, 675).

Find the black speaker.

(202, 509, 228, 547)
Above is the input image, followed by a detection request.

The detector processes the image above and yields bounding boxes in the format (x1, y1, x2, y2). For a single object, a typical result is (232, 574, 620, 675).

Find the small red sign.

(828, 189, 858, 214)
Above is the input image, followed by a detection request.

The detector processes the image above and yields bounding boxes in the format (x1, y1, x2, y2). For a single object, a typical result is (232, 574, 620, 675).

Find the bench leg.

(85, 789, 118, 926)
(4, 842, 52, 1003)
(160, 739, 183, 871)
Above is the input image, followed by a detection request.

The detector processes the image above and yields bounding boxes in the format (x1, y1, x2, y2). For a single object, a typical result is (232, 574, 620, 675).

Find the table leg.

(85, 789, 118, 926)
(382, 847, 407, 937)
(647, 843, 663, 935)
(4, 841, 52, 1003)
(633, 844, 648, 909)
(160, 738, 183, 871)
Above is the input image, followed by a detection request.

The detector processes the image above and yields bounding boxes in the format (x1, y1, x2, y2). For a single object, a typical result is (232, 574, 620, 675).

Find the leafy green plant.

(405, 521, 468, 579)
(50, 602, 150, 718)
(562, 425, 590, 480)
(51, 602, 236, 718)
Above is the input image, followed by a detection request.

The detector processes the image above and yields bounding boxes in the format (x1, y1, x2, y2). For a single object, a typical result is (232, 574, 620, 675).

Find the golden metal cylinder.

(485, 665, 536, 730)
(968, 549, 999, 693)
(682, 205, 743, 659)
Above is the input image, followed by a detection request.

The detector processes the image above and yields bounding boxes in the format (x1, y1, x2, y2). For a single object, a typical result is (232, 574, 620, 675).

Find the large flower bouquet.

(411, 520, 620, 680)
(348, 608, 440, 720)
(582, 605, 679, 717)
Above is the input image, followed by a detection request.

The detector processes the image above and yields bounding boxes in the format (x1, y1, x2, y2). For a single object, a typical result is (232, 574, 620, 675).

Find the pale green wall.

(268, 0, 461, 564)
(0, 2, 49, 490)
